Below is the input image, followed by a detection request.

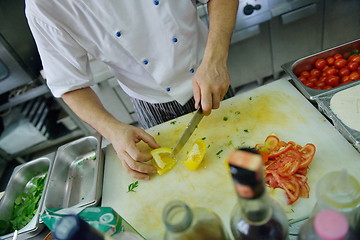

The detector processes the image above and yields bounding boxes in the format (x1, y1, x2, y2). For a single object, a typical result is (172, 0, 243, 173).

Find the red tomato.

(341, 75, 350, 83)
(300, 71, 310, 79)
(338, 67, 350, 77)
(326, 56, 335, 66)
(348, 61, 359, 71)
(350, 55, 360, 63)
(318, 76, 327, 82)
(310, 68, 322, 78)
(307, 76, 318, 83)
(303, 80, 315, 88)
(315, 59, 327, 69)
(323, 85, 333, 90)
(325, 75, 340, 87)
(298, 181, 310, 198)
(349, 71, 360, 81)
(315, 81, 325, 88)
(299, 144, 316, 169)
(298, 76, 307, 82)
(324, 67, 338, 76)
(268, 142, 293, 159)
(334, 53, 343, 60)
(334, 58, 348, 69)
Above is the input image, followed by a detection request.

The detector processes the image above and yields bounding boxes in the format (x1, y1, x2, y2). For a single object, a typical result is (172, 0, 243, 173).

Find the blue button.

(143, 60, 149, 65)
(166, 87, 171, 92)
(172, 37, 178, 43)
(189, 68, 195, 73)
(116, 31, 121, 37)
(154, 0, 159, 5)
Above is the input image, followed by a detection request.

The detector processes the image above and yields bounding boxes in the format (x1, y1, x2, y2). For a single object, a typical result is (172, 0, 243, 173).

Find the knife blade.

(171, 107, 204, 157)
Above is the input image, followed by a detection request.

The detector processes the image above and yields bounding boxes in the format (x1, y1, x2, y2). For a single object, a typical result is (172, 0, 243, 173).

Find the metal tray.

(0, 154, 54, 240)
(43, 135, 104, 210)
(315, 87, 360, 152)
(282, 38, 360, 100)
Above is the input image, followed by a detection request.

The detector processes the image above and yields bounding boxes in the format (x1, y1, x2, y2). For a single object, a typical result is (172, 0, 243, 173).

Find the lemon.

(150, 147, 176, 175)
(183, 138, 206, 171)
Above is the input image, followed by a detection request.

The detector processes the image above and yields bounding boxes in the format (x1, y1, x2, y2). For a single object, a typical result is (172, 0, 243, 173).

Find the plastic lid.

(314, 209, 349, 240)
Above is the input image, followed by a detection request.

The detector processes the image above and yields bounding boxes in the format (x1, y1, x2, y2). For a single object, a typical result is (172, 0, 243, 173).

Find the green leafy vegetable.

(223, 117, 228, 121)
(0, 174, 47, 235)
(170, 121, 176, 125)
(127, 181, 139, 193)
(244, 129, 249, 133)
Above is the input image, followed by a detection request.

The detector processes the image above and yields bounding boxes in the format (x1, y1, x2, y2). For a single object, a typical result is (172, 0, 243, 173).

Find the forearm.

(61, 87, 123, 142)
(204, 0, 238, 64)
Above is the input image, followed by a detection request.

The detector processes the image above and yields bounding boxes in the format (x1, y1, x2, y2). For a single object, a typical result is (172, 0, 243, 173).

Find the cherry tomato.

(303, 80, 315, 88)
(318, 76, 327, 82)
(315, 59, 327, 69)
(334, 58, 348, 69)
(338, 67, 350, 77)
(334, 53, 343, 60)
(341, 75, 350, 83)
(347, 61, 359, 71)
(326, 56, 335, 66)
(350, 55, 360, 63)
(349, 71, 360, 81)
(324, 67, 338, 76)
(300, 71, 310, 79)
(315, 81, 325, 88)
(310, 68, 322, 78)
(298, 76, 307, 82)
(325, 75, 340, 87)
(307, 76, 318, 83)
(323, 85, 333, 90)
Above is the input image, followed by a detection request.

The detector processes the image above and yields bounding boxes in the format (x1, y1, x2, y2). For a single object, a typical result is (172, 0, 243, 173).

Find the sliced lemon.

(183, 138, 206, 171)
(150, 147, 176, 175)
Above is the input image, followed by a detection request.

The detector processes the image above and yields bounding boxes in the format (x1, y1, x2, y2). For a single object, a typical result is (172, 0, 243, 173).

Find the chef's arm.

(62, 87, 159, 180)
(193, 0, 238, 115)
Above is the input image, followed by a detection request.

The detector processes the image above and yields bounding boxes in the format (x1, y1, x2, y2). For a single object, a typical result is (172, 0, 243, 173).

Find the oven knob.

(243, 4, 262, 15)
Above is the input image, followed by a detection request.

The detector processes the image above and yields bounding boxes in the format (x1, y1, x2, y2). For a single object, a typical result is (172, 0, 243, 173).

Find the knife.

(171, 107, 204, 157)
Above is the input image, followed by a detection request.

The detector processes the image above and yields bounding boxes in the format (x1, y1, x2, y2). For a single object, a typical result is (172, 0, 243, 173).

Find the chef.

(25, 0, 239, 180)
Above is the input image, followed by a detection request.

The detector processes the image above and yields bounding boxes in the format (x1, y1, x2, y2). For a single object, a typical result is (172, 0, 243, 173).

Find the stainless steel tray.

(315, 87, 360, 152)
(0, 153, 54, 240)
(43, 135, 104, 210)
(282, 39, 360, 100)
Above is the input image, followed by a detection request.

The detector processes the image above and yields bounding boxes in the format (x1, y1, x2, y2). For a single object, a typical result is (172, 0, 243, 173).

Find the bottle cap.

(314, 209, 349, 240)
(228, 148, 264, 199)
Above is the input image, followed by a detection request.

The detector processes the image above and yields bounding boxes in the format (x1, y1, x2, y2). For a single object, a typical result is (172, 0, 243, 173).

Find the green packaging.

(41, 207, 144, 238)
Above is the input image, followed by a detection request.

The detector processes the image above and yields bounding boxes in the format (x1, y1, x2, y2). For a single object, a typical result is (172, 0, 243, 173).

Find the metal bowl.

(43, 135, 104, 210)
(0, 154, 54, 240)
(282, 38, 360, 100)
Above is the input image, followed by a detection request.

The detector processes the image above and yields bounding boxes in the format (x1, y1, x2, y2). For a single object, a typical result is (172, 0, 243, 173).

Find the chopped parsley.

(201, 137, 206, 140)
(127, 181, 139, 193)
(170, 121, 176, 125)
(216, 149, 223, 155)
(244, 129, 249, 133)
(223, 117, 228, 121)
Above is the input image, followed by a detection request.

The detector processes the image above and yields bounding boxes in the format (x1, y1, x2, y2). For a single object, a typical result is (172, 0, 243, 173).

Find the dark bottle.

(227, 148, 289, 240)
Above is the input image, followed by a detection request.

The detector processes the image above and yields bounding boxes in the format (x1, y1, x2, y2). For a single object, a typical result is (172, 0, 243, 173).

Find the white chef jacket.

(25, 0, 209, 105)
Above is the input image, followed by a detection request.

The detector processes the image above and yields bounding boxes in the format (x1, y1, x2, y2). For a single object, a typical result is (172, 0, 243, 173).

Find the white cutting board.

(101, 79, 360, 239)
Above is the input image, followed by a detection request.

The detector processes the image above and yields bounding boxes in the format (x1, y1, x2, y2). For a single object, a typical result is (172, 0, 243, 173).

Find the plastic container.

(162, 200, 228, 240)
(312, 170, 360, 234)
(299, 209, 355, 240)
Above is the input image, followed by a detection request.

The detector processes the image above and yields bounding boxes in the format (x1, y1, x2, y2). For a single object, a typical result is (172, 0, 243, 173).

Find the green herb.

(227, 140, 233, 146)
(0, 174, 47, 235)
(157, 132, 160, 135)
(127, 181, 139, 193)
(170, 121, 176, 125)
(223, 117, 228, 121)
(249, 97, 252, 100)
(244, 129, 249, 133)
(216, 149, 223, 155)
(201, 137, 206, 140)
(207, 145, 210, 148)
(350, 50, 359, 55)
(235, 111, 240, 114)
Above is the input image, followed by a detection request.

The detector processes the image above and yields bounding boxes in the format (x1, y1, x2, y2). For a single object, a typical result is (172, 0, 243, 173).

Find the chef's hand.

(109, 122, 160, 180)
(192, 59, 230, 115)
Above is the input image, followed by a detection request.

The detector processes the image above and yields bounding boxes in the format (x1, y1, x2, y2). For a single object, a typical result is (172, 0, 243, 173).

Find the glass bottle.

(227, 148, 289, 240)
(312, 170, 360, 235)
(162, 200, 228, 240)
(299, 209, 355, 240)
